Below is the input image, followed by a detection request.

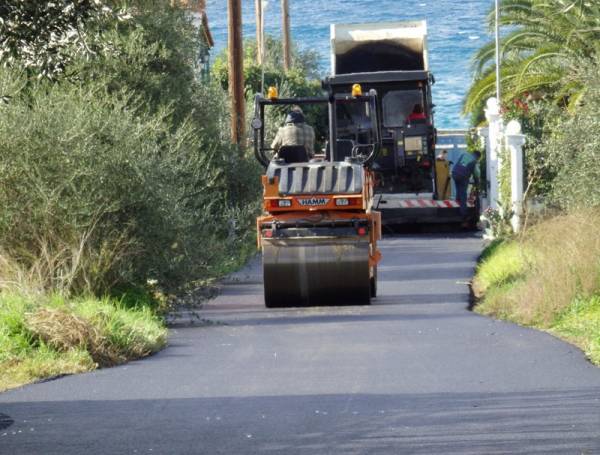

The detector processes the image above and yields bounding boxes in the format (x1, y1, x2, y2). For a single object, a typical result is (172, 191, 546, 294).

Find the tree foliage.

(212, 35, 322, 97)
(464, 0, 600, 213)
(463, 0, 600, 121)
(0, 0, 130, 80)
(73, 1, 206, 127)
(0, 2, 262, 294)
(541, 60, 600, 209)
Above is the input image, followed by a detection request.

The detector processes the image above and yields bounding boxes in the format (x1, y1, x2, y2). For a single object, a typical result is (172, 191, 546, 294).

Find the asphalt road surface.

(1, 234, 600, 455)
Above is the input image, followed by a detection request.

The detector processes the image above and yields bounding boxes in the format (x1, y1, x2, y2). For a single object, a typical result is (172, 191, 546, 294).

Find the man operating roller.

(271, 106, 315, 159)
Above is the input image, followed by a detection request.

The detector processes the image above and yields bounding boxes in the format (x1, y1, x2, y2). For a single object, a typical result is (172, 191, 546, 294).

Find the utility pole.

(495, 0, 501, 103)
(281, 0, 292, 72)
(255, 0, 263, 65)
(228, 0, 245, 144)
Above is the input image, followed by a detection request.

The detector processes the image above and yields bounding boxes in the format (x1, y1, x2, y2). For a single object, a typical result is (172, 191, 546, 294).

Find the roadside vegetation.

(0, 1, 321, 391)
(0, 293, 166, 391)
(473, 210, 600, 364)
(466, 1, 600, 365)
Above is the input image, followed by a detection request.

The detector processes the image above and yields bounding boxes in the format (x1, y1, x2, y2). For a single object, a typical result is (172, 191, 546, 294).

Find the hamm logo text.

(298, 198, 330, 207)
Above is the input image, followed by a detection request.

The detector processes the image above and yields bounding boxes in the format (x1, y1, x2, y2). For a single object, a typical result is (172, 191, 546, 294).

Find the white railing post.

(484, 98, 503, 210)
(477, 126, 489, 210)
(505, 120, 526, 232)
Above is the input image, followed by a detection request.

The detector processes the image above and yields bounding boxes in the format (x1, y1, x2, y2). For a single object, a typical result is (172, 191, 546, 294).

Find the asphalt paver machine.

(328, 20, 480, 225)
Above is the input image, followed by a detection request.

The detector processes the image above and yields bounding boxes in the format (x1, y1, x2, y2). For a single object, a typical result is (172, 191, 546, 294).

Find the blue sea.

(206, 0, 493, 129)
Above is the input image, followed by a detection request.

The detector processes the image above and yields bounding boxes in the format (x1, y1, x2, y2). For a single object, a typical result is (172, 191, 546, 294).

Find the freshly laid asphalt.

(1, 233, 600, 454)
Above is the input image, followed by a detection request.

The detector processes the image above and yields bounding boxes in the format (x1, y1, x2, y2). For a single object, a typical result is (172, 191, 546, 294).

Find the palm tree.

(463, 0, 600, 120)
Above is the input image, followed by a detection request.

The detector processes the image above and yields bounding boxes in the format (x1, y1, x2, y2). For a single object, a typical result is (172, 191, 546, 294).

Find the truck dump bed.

(331, 21, 429, 74)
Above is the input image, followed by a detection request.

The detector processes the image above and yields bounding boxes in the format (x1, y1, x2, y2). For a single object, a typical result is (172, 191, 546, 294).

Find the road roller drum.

(262, 236, 371, 307)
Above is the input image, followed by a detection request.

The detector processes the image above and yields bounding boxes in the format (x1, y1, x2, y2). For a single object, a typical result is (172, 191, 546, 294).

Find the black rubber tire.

(370, 266, 378, 298)
(264, 295, 280, 308)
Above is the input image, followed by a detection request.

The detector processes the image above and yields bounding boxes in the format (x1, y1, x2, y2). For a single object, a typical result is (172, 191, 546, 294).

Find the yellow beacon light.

(352, 84, 363, 97)
(267, 86, 278, 100)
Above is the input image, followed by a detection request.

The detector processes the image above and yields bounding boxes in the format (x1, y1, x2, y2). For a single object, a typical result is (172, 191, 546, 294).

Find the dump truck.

(252, 87, 382, 307)
(326, 21, 479, 225)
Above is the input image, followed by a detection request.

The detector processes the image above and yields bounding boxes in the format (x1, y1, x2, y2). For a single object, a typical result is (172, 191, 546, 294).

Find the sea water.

(206, 0, 493, 129)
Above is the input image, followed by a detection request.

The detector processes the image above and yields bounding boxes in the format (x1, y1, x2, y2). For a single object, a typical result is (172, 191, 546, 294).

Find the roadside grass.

(0, 224, 257, 393)
(473, 209, 600, 365)
(552, 295, 600, 365)
(474, 240, 528, 293)
(0, 293, 167, 392)
(0, 347, 95, 393)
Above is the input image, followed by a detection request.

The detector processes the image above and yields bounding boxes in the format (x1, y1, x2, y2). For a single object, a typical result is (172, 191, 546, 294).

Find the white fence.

(479, 97, 526, 233)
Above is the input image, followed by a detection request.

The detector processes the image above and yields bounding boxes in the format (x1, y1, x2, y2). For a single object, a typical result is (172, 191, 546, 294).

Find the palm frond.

(463, 0, 600, 119)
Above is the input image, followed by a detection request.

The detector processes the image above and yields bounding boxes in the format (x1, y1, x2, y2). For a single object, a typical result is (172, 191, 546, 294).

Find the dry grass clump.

(517, 209, 600, 325)
(74, 299, 168, 360)
(26, 308, 98, 351)
(25, 308, 124, 367)
(0, 225, 135, 298)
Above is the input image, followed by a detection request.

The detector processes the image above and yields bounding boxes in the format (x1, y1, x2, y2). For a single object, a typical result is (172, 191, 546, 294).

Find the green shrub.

(0, 67, 260, 294)
(0, 2, 263, 298)
(212, 34, 321, 95)
(74, 2, 205, 128)
(529, 59, 600, 209)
